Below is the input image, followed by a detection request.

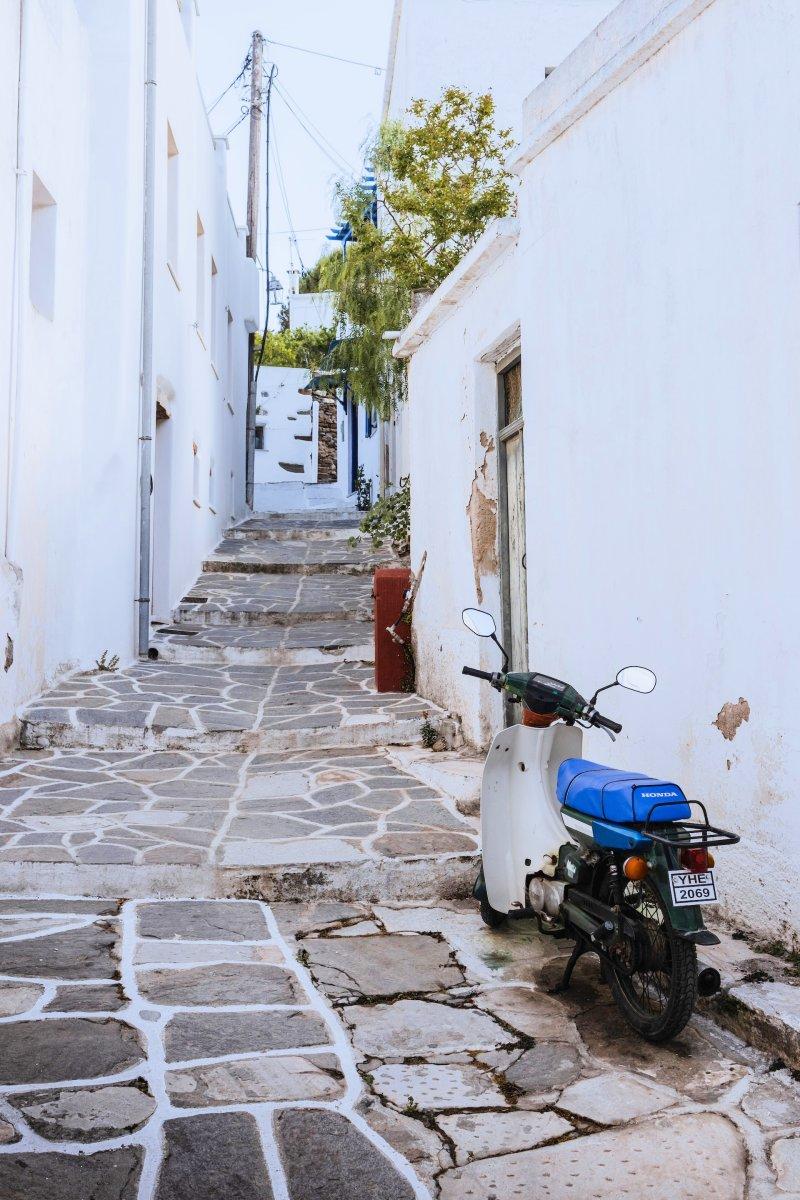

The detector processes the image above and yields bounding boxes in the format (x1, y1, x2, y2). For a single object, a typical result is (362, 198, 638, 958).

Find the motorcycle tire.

(479, 896, 507, 928)
(599, 866, 697, 1042)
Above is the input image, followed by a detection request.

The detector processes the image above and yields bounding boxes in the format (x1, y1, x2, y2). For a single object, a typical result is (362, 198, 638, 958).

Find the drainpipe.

(4, 0, 29, 559)
(137, 0, 158, 657)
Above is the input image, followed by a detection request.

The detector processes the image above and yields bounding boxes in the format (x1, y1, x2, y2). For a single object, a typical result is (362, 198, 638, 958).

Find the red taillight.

(680, 846, 714, 872)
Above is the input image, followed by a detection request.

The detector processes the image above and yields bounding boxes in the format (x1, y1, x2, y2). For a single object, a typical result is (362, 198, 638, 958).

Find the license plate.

(668, 869, 718, 906)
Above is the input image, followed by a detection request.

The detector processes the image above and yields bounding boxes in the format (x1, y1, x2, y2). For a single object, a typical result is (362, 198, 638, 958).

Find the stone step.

(227, 515, 362, 542)
(150, 620, 374, 666)
(19, 661, 443, 755)
(202, 538, 395, 577)
(174, 573, 374, 627)
(0, 746, 478, 901)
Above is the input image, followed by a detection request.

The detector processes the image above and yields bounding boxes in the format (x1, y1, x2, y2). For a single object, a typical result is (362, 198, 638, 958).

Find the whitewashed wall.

(513, 0, 800, 937)
(383, 0, 617, 135)
(0, 0, 256, 731)
(254, 367, 317, 495)
(398, 0, 800, 938)
(400, 228, 521, 749)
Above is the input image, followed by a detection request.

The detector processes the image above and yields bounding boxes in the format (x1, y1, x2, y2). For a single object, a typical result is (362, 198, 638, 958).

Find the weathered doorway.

(348, 390, 359, 494)
(498, 356, 528, 712)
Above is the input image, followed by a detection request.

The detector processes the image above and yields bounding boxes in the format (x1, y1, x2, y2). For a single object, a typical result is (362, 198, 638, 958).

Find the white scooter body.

(481, 721, 583, 914)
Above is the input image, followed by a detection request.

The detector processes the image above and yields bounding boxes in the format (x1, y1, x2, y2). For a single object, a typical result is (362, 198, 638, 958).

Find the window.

(167, 125, 179, 282)
(365, 407, 377, 438)
(192, 442, 201, 507)
(499, 359, 522, 428)
(226, 307, 234, 400)
(210, 258, 219, 366)
(195, 214, 205, 341)
(254, 426, 265, 451)
(30, 173, 57, 319)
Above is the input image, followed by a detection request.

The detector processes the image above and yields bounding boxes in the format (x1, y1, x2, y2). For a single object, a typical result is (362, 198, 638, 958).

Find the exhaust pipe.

(697, 964, 721, 997)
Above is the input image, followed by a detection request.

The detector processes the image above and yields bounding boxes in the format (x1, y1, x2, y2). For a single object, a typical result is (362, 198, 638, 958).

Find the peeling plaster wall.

(408, 242, 518, 750)
(515, 0, 800, 936)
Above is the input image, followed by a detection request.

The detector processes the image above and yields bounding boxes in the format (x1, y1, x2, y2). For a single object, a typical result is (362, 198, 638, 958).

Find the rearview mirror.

(462, 608, 497, 638)
(616, 666, 657, 694)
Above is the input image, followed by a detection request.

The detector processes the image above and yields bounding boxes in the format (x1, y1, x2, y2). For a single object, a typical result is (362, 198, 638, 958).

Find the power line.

(273, 83, 355, 178)
(207, 52, 252, 114)
(266, 37, 383, 74)
(271, 114, 307, 277)
(254, 64, 278, 392)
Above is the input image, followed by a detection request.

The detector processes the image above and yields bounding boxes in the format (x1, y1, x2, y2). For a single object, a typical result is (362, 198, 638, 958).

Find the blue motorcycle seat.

(557, 758, 691, 824)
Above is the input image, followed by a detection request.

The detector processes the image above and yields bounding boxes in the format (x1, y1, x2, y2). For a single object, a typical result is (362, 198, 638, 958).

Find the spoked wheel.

(599, 867, 696, 1042)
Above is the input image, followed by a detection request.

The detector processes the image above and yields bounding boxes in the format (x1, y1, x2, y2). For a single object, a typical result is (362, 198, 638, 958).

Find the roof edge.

(393, 217, 520, 359)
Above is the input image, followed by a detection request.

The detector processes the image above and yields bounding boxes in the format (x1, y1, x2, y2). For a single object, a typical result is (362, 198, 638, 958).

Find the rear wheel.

(599, 865, 696, 1042)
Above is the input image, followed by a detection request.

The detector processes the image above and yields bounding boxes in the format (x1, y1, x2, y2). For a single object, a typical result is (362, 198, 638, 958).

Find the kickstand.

(550, 937, 588, 994)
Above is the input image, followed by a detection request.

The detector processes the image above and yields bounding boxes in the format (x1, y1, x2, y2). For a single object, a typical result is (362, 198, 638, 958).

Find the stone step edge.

(148, 641, 375, 668)
(699, 931, 800, 1072)
(19, 714, 442, 754)
(202, 559, 383, 577)
(172, 609, 373, 628)
(0, 855, 478, 904)
(225, 528, 361, 542)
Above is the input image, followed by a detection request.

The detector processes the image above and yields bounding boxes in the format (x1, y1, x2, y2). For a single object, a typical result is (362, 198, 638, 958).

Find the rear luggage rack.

(641, 799, 740, 849)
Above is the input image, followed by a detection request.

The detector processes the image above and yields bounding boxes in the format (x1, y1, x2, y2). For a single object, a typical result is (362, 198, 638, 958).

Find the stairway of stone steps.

(1, 510, 479, 901)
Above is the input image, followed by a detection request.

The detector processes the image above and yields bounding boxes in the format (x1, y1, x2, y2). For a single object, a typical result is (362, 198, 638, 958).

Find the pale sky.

(196, 2, 394, 322)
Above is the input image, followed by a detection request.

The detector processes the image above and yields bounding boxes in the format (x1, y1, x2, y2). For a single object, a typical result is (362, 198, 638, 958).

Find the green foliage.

(354, 465, 373, 512)
(298, 252, 340, 294)
(320, 87, 514, 417)
(254, 325, 335, 371)
(351, 476, 410, 555)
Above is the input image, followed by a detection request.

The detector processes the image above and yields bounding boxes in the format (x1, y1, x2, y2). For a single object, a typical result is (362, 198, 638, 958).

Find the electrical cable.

(207, 52, 252, 114)
(276, 81, 356, 174)
(266, 37, 383, 74)
(273, 83, 355, 178)
(253, 64, 278, 394)
(271, 114, 307, 277)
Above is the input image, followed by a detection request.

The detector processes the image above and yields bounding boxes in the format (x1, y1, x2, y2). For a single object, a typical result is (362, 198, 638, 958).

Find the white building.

(0, 0, 257, 745)
(252, 289, 381, 510)
(395, 0, 800, 939)
(380, 0, 617, 493)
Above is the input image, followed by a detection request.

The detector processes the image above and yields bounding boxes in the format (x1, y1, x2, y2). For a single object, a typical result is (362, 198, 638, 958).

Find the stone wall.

(317, 398, 338, 484)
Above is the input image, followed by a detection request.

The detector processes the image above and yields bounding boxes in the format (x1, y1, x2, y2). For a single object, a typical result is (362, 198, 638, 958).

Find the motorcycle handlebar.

(592, 711, 623, 734)
(462, 666, 494, 682)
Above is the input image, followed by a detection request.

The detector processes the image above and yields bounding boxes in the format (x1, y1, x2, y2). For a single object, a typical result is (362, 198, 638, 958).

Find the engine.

(527, 875, 567, 919)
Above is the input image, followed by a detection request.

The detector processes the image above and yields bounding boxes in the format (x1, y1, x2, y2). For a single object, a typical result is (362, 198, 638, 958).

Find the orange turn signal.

(623, 855, 649, 881)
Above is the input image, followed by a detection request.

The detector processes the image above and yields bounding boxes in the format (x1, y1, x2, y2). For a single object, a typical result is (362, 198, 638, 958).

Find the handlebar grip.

(462, 666, 494, 682)
(594, 712, 623, 734)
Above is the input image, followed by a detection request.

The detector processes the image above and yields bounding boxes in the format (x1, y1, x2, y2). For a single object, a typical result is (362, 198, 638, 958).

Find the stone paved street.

(0, 511, 798, 1197)
(0, 895, 796, 1199)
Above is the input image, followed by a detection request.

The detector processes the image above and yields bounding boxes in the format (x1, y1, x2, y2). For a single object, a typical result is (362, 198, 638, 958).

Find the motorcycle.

(461, 606, 739, 1042)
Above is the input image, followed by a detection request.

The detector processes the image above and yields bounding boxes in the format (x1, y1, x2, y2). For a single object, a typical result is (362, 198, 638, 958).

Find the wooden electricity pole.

(245, 30, 264, 508)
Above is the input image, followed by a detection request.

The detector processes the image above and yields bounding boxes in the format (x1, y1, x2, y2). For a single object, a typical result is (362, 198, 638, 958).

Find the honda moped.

(462, 607, 739, 1042)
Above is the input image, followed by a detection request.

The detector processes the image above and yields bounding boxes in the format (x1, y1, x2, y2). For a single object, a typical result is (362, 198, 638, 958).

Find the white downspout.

(137, 0, 158, 656)
(4, 0, 29, 560)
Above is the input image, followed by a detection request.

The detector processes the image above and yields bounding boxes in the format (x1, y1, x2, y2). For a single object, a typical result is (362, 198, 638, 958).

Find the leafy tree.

(254, 325, 335, 371)
(318, 87, 514, 418)
(298, 252, 340, 294)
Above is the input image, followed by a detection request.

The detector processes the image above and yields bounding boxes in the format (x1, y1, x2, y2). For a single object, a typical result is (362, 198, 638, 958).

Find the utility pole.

(245, 30, 264, 509)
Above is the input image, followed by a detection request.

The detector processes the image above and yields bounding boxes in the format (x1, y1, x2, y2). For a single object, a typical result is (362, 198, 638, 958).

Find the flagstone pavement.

(0, 509, 796, 1196)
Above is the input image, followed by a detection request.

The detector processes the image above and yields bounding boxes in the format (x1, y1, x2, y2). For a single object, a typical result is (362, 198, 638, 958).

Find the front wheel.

(479, 896, 507, 928)
(599, 866, 697, 1042)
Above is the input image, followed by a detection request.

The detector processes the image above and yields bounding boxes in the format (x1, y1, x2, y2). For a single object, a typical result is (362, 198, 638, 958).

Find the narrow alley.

(0, 511, 796, 1199)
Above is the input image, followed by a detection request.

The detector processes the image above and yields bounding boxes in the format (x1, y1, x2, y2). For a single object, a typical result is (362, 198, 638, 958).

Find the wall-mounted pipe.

(137, 0, 158, 656)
